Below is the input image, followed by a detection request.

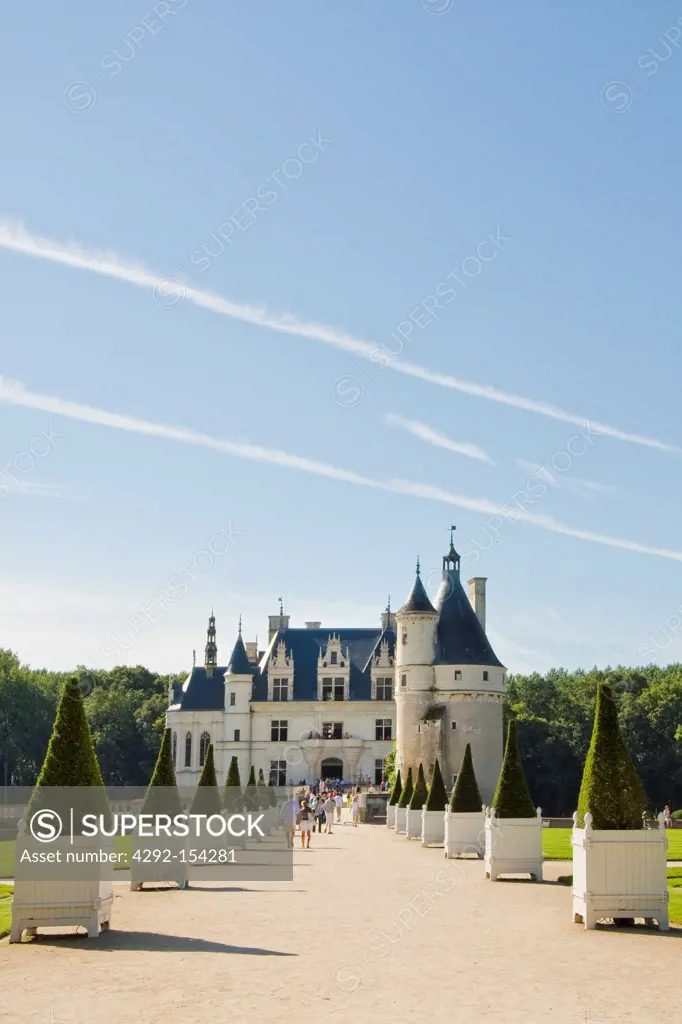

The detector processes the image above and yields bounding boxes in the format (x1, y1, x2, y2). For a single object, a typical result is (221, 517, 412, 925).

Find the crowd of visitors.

(279, 779, 366, 848)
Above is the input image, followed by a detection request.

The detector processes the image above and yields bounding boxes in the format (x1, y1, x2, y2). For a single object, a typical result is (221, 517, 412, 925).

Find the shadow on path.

(31, 930, 297, 955)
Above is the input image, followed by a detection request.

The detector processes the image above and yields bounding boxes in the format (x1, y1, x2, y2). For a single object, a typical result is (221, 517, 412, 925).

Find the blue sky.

(1, 0, 682, 674)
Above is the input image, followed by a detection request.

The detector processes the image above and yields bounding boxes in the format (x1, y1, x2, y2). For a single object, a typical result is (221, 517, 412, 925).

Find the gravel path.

(1, 815, 680, 1024)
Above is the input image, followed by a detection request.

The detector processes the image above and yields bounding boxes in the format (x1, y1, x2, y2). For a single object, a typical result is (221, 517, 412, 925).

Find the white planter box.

(421, 809, 445, 847)
(444, 807, 486, 858)
(130, 836, 187, 891)
(571, 811, 668, 930)
(395, 807, 407, 834)
(484, 807, 543, 881)
(386, 803, 396, 829)
(10, 836, 114, 942)
(405, 808, 423, 839)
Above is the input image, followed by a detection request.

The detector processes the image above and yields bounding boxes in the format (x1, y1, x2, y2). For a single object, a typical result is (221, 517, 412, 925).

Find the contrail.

(1, 375, 681, 563)
(0, 220, 678, 456)
(385, 413, 493, 463)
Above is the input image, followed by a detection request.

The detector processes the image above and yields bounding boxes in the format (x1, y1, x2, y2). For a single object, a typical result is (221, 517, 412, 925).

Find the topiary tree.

(397, 767, 414, 808)
(267, 769, 278, 807)
(409, 763, 428, 811)
(28, 675, 109, 827)
(576, 682, 648, 829)
(244, 764, 259, 811)
(425, 758, 448, 812)
(490, 720, 536, 819)
(450, 744, 483, 813)
(257, 768, 269, 810)
(190, 743, 222, 817)
(385, 740, 396, 788)
(389, 769, 402, 806)
(142, 727, 183, 818)
(224, 755, 242, 812)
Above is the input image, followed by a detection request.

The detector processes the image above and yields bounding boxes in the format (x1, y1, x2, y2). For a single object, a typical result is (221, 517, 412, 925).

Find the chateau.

(166, 530, 506, 801)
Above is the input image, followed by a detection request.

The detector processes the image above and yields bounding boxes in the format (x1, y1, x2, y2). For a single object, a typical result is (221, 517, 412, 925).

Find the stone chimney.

(468, 577, 487, 633)
(305, 621, 321, 629)
(245, 641, 258, 662)
(268, 597, 290, 642)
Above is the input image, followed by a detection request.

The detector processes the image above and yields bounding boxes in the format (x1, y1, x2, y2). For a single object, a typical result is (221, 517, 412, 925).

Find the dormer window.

(330, 651, 337, 665)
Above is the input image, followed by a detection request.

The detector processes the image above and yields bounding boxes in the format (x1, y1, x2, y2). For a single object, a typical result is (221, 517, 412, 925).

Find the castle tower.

(204, 611, 218, 677)
(431, 528, 506, 804)
(394, 558, 439, 777)
(223, 617, 254, 782)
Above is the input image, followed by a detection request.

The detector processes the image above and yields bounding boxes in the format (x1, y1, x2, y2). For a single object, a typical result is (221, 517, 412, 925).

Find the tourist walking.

(280, 794, 300, 849)
(313, 794, 326, 833)
(335, 791, 343, 822)
(298, 799, 313, 848)
(324, 793, 336, 833)
(351, 793, 360, 827)
(664, 804, 672, 828)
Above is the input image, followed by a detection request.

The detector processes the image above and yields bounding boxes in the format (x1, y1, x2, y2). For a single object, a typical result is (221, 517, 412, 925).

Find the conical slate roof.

(434, 574, 502, 667)
(227, 633, 252, 675)
(398, 567, 437, 615)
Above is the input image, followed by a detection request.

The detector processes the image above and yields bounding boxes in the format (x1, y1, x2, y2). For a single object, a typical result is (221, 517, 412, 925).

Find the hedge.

(425, 759, 448, 812)
(490, 720, 536, 819)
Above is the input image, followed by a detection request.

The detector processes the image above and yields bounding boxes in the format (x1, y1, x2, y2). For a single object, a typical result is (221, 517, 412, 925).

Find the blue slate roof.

(169, 625, 395, 710)
(170, 666, 228, 712)
(252, 627, 389, 702)
(434, 572, 503, 667)
(228, 634, 252, 675)
(398, 572, 437, 615)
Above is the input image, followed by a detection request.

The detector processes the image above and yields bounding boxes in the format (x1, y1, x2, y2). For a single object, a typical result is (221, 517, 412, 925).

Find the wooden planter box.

(444, 808, 486, 858)
(11, 837, 114, 941)
(394, 807, 407, 834)
(421, 809, 446, 847)
(386, 803, 396, 829)
(130, 835, 187, 891)
(405, 808, 423, 839)
(572, 811, 669, 930)
(484, 808, 543, 881)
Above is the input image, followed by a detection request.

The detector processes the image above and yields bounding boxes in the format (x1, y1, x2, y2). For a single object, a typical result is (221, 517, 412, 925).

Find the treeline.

(508, 665, 682, 816)
(0, 649, 180, 787)
(2, 649, 681, 813)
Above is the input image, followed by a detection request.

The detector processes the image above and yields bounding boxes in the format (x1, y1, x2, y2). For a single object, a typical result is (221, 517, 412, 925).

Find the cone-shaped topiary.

(223, 755, 242, 812)
(397, 767, 414, 808)
(409, 763, 428, 810)
(28, 675, 109, 828)
(389, 770, 402, 806)
(267, 770, 278, 807)
(142, 728, 183, 817)
(576, 682, 648, 829)
(425, 759, 448, 812)
(243, 764, 259, 811)
(35, 675, 105, 787)
(190, 744, 223, 817)
(450, 744, 483, 813)
(491, 720, 536, 818)
(257, 768, 269, 809)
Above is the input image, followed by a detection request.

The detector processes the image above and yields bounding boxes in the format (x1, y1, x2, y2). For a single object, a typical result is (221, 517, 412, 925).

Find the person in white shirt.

(324, 794, 336, 833)
(280, 796, 300, 849)
(351, 793, 360, 827)
(335, 792, 343, 822)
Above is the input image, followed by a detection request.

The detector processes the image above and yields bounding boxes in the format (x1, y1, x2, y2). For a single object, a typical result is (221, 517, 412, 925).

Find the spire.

(192, 649, 196, 668)
(443, 525, 460, 577)
(238, 614, 242, 635)
(416, 556, 421, 575)
(386, 595, 391, 614)
(204, 612, 218, 676)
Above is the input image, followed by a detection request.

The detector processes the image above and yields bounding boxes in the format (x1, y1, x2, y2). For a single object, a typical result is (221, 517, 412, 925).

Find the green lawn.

(542, 828, 682, 861)
(0, 885, 11, 939)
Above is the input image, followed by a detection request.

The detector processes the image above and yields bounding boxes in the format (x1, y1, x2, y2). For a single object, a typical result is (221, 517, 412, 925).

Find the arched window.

(199, 732, 211, 767)
(184, 731, 192, 768)
(172, 731, 177, 766)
